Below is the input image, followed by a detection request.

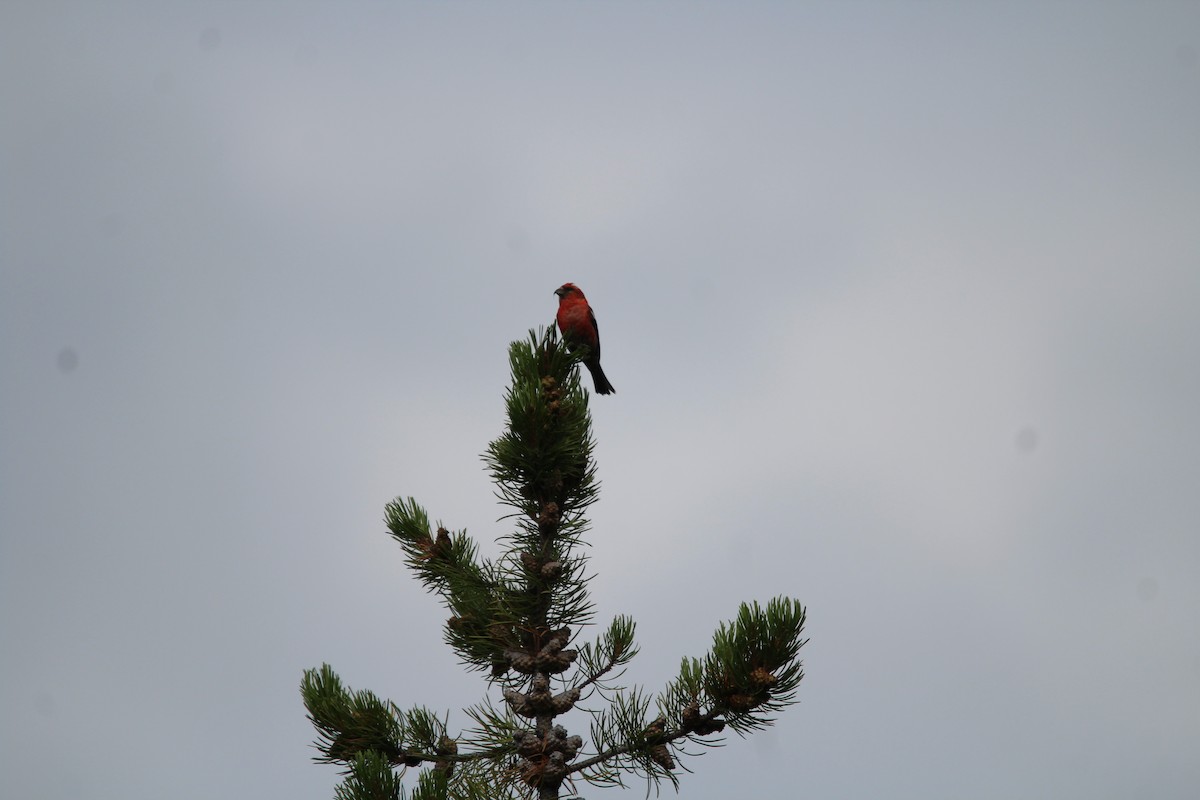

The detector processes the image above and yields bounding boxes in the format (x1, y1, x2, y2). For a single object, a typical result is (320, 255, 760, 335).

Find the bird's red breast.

(555, 283, 599, 348)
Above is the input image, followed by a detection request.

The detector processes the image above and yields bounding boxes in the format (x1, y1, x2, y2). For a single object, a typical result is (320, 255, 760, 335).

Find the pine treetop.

(302, 327, 807, 799)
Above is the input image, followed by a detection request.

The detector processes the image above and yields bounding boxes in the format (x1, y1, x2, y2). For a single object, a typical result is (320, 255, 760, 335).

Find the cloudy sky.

(3, 2, 1199, 798)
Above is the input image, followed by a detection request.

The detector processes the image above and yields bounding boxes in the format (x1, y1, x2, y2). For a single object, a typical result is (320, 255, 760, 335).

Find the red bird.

(554, 282, 615, 395)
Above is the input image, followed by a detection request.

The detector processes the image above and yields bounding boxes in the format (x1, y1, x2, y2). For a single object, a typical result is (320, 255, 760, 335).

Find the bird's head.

(555, 282, 583, 300)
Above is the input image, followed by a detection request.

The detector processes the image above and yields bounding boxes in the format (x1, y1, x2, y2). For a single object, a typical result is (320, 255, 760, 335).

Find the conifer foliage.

(301, 327, 807, 799)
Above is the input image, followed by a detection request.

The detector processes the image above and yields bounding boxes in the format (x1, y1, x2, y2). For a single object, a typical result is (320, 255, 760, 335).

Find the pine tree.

(301, 327, 807, 799)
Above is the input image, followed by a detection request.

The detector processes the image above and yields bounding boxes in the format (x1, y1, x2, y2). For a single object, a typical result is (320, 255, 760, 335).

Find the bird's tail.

(587, 362, 615, 395)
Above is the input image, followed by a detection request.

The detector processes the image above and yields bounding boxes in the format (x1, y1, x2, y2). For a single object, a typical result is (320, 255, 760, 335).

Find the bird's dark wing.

(588, 307, 601, 360)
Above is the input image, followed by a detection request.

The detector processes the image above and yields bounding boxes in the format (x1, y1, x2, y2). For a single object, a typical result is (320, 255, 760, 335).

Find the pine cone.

(505, 650, 537, 674)
(512, 730, 543, 758)
(504, 688, 534, 717)
(538, 502, 561, 532)
(749, 667, 778, 691)
(726, 693, 758, 713)
(649, 743, 675, 770)
(544, 649, 577, 674)
(431, 527, 452, 558)
(642, 715, 667, 740)
(541, 627, 571, 654)
(434, 737, 458, 777)
(551, 687, 580, 714)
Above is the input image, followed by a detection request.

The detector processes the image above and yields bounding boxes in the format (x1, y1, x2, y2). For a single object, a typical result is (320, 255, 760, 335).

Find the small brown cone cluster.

(502, 626, 577, 675)
(681, 700, 727, 737)
(637, 700, 731, 774)
(433, 736, 458, 778)
(541, 375, 563, 416)
(513, 725, 582, 790)
(641, 716, 675, 770)
(717, 666, 779, 713)
(537, 501, 561, 534)
(415, 526, 453, 562)
(503, 675, 581, 718)
(750, 667, 779, 691)
(520, 550, 561, 580)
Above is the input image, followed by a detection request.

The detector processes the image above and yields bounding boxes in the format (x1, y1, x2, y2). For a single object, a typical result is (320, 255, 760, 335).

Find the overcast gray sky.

(3, 2, 1199, 798)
